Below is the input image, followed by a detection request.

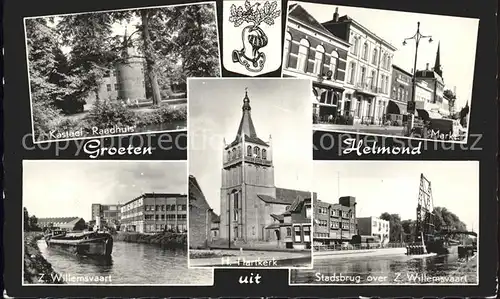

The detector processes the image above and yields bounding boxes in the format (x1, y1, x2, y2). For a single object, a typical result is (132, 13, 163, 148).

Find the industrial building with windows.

(313, 196, 358, 245)
(120, 193, 188, 234)
(91, 203, 122, 228)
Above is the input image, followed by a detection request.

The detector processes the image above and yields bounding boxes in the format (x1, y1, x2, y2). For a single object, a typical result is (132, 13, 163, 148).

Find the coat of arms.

(223, 0, 282, 76)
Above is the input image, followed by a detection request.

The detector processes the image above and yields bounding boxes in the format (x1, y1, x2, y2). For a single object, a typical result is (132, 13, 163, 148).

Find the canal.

(38, 240, 213, 285)
(290, 252, 477, 285)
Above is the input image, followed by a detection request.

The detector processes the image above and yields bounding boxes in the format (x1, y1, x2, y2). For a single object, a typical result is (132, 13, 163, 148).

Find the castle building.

(321, 7, 397, 125)
(85, 30, 146, 109)
(283, 4, 350, 123)
(219, 90, 313, 248)
(120, 193, 187, 233)
(313, 196, 357, 245)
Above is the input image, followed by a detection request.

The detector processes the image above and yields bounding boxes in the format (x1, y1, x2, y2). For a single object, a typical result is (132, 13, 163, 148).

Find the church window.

(233, 192, 239, 209)
(254, 146, 260, 158)
(247, 145, 252, 156)
(262, 149, 267, 159)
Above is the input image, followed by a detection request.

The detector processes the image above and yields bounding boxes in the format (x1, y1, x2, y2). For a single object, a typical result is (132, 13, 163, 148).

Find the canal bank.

(24, 232, 64, 284)
(314, 247, 407, 259)
(115, 232, 187, 248)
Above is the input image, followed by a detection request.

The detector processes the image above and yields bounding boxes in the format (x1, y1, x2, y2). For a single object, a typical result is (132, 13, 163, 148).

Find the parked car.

(408, 118, 465, 141)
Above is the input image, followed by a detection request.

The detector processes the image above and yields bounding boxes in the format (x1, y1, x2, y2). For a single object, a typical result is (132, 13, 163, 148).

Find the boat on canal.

(44, 230, 113, 257)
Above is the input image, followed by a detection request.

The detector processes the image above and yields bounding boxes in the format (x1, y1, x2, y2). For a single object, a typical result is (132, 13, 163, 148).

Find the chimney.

(426, 63, 429, 70)
(333, 7, 339, 22)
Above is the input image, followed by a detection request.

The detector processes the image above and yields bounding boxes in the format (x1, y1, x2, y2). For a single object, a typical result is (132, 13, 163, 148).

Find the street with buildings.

(283, 4, 472, 141)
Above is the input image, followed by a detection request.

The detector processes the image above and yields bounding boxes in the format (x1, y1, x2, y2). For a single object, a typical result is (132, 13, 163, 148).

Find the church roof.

(228, 90, 268, 147)
(257, 188, 314, 205)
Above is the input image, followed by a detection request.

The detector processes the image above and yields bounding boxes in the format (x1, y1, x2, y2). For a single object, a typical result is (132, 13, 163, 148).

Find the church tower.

(433, 42, 443, 78)
(220, 89, 275, 243)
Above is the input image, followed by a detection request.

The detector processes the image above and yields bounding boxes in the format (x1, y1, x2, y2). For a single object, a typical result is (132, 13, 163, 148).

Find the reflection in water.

(291, 253, 477, 284)
(38, 240, 212, 285)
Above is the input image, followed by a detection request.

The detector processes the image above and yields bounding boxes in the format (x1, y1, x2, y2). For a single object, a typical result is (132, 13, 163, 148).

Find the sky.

(290, 1, 479, 109)
(189, 78, 313, 214)
(314, 161, 479, 233)
(23, 161, 187, 221)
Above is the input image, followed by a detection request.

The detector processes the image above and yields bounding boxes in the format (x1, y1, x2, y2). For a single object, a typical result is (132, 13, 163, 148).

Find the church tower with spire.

(220, 88, 275, 242)
(433, 42, 443, 78)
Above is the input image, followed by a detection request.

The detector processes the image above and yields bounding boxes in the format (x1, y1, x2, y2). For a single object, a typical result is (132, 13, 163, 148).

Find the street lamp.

(403, 22, 433, 134)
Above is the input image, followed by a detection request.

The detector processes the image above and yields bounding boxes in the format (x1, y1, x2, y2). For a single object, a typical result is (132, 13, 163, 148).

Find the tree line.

(380, 206, 469, 243)
(26, 5, 219, 137)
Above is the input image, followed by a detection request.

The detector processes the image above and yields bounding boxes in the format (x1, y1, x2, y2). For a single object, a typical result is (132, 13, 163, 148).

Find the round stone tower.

(116, 29, 146, 101)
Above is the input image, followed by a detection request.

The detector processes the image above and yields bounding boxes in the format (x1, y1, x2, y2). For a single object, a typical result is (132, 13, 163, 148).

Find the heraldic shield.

(223, 0, 282, 76)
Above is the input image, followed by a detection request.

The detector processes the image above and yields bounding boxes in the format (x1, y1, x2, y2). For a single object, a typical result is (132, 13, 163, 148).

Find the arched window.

(362, 42, 368, 60)
(372, 48, 378, 65)
(353, 37, 359, 55)
(227, 150, 231, 161)
(232, 148, 236, 160)
(254, 146, 260, 158)
(247, 145, 252, 156)
(382, 53, 387, 69)
(348, 62, 356, 84)
(262, 149, 267, 159)
(237, 146, 241, 157)
(283, 31, 292, 68)
(320, 90, 327, 103)
(313, 45, 325, 75)
(350, 36, 359, 55)
(386, 56, 392, 70)
(332, 92, 339, 106)
(360, 66, 366, 85)
(330, 51, 338, 79)
(297, 39, 310, 72)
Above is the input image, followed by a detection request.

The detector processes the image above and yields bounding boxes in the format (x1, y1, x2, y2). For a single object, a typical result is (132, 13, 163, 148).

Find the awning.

(417, 109, 443, 120)
(265, 223, 281, 229)
(313, 82, 345, 92)
(387, 100, 407, 115)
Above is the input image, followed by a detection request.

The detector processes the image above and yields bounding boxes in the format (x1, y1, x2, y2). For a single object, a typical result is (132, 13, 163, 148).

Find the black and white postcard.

(187, 78, 313, 269)
(24, 2, 220, 143)
(290, 161, 479, 285)
(283, 2, 478, 143)
(22, 160, 213, 285)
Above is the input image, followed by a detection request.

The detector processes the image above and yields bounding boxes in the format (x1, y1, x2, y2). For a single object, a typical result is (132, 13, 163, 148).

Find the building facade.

(219, 89, 312, 248)
(357, 216, 390, 245)
(283, 4, 350, 123)
(84, 30, 147, 110)
(313, 196, 357, 245)
(388, 64, 413, 121)
(189, 175, 218, 249)
(37, 217, 86, 231)
(322, 8, 397, 125)
(91, 204, 122, 228)
(415, 80, 442, 118)
(120, 193, 187, 234)
(415, 43, 448, 118)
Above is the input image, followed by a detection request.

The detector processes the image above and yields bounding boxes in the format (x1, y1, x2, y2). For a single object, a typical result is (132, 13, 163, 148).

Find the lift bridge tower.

(415, 173, 435, 248)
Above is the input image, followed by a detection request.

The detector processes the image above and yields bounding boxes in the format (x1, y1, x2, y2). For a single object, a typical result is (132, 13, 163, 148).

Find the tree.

(380, 212, 403, 242)
(29, 215, 39, 231)
(24, 208, 30, 231)
(433, 206, 467, 232)
(443, 89, 456, 115)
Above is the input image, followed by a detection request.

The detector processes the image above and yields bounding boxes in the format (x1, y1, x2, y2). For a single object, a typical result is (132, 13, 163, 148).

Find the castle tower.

(116, 28, 146, 101)
(220, 89, 275, 242)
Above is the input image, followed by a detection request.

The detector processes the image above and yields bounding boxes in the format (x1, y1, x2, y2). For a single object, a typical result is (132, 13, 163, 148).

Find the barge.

(45, 230, 113, 256)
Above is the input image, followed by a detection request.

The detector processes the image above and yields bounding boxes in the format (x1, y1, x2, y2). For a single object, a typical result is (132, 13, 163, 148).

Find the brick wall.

(188, 176, 213, 249)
